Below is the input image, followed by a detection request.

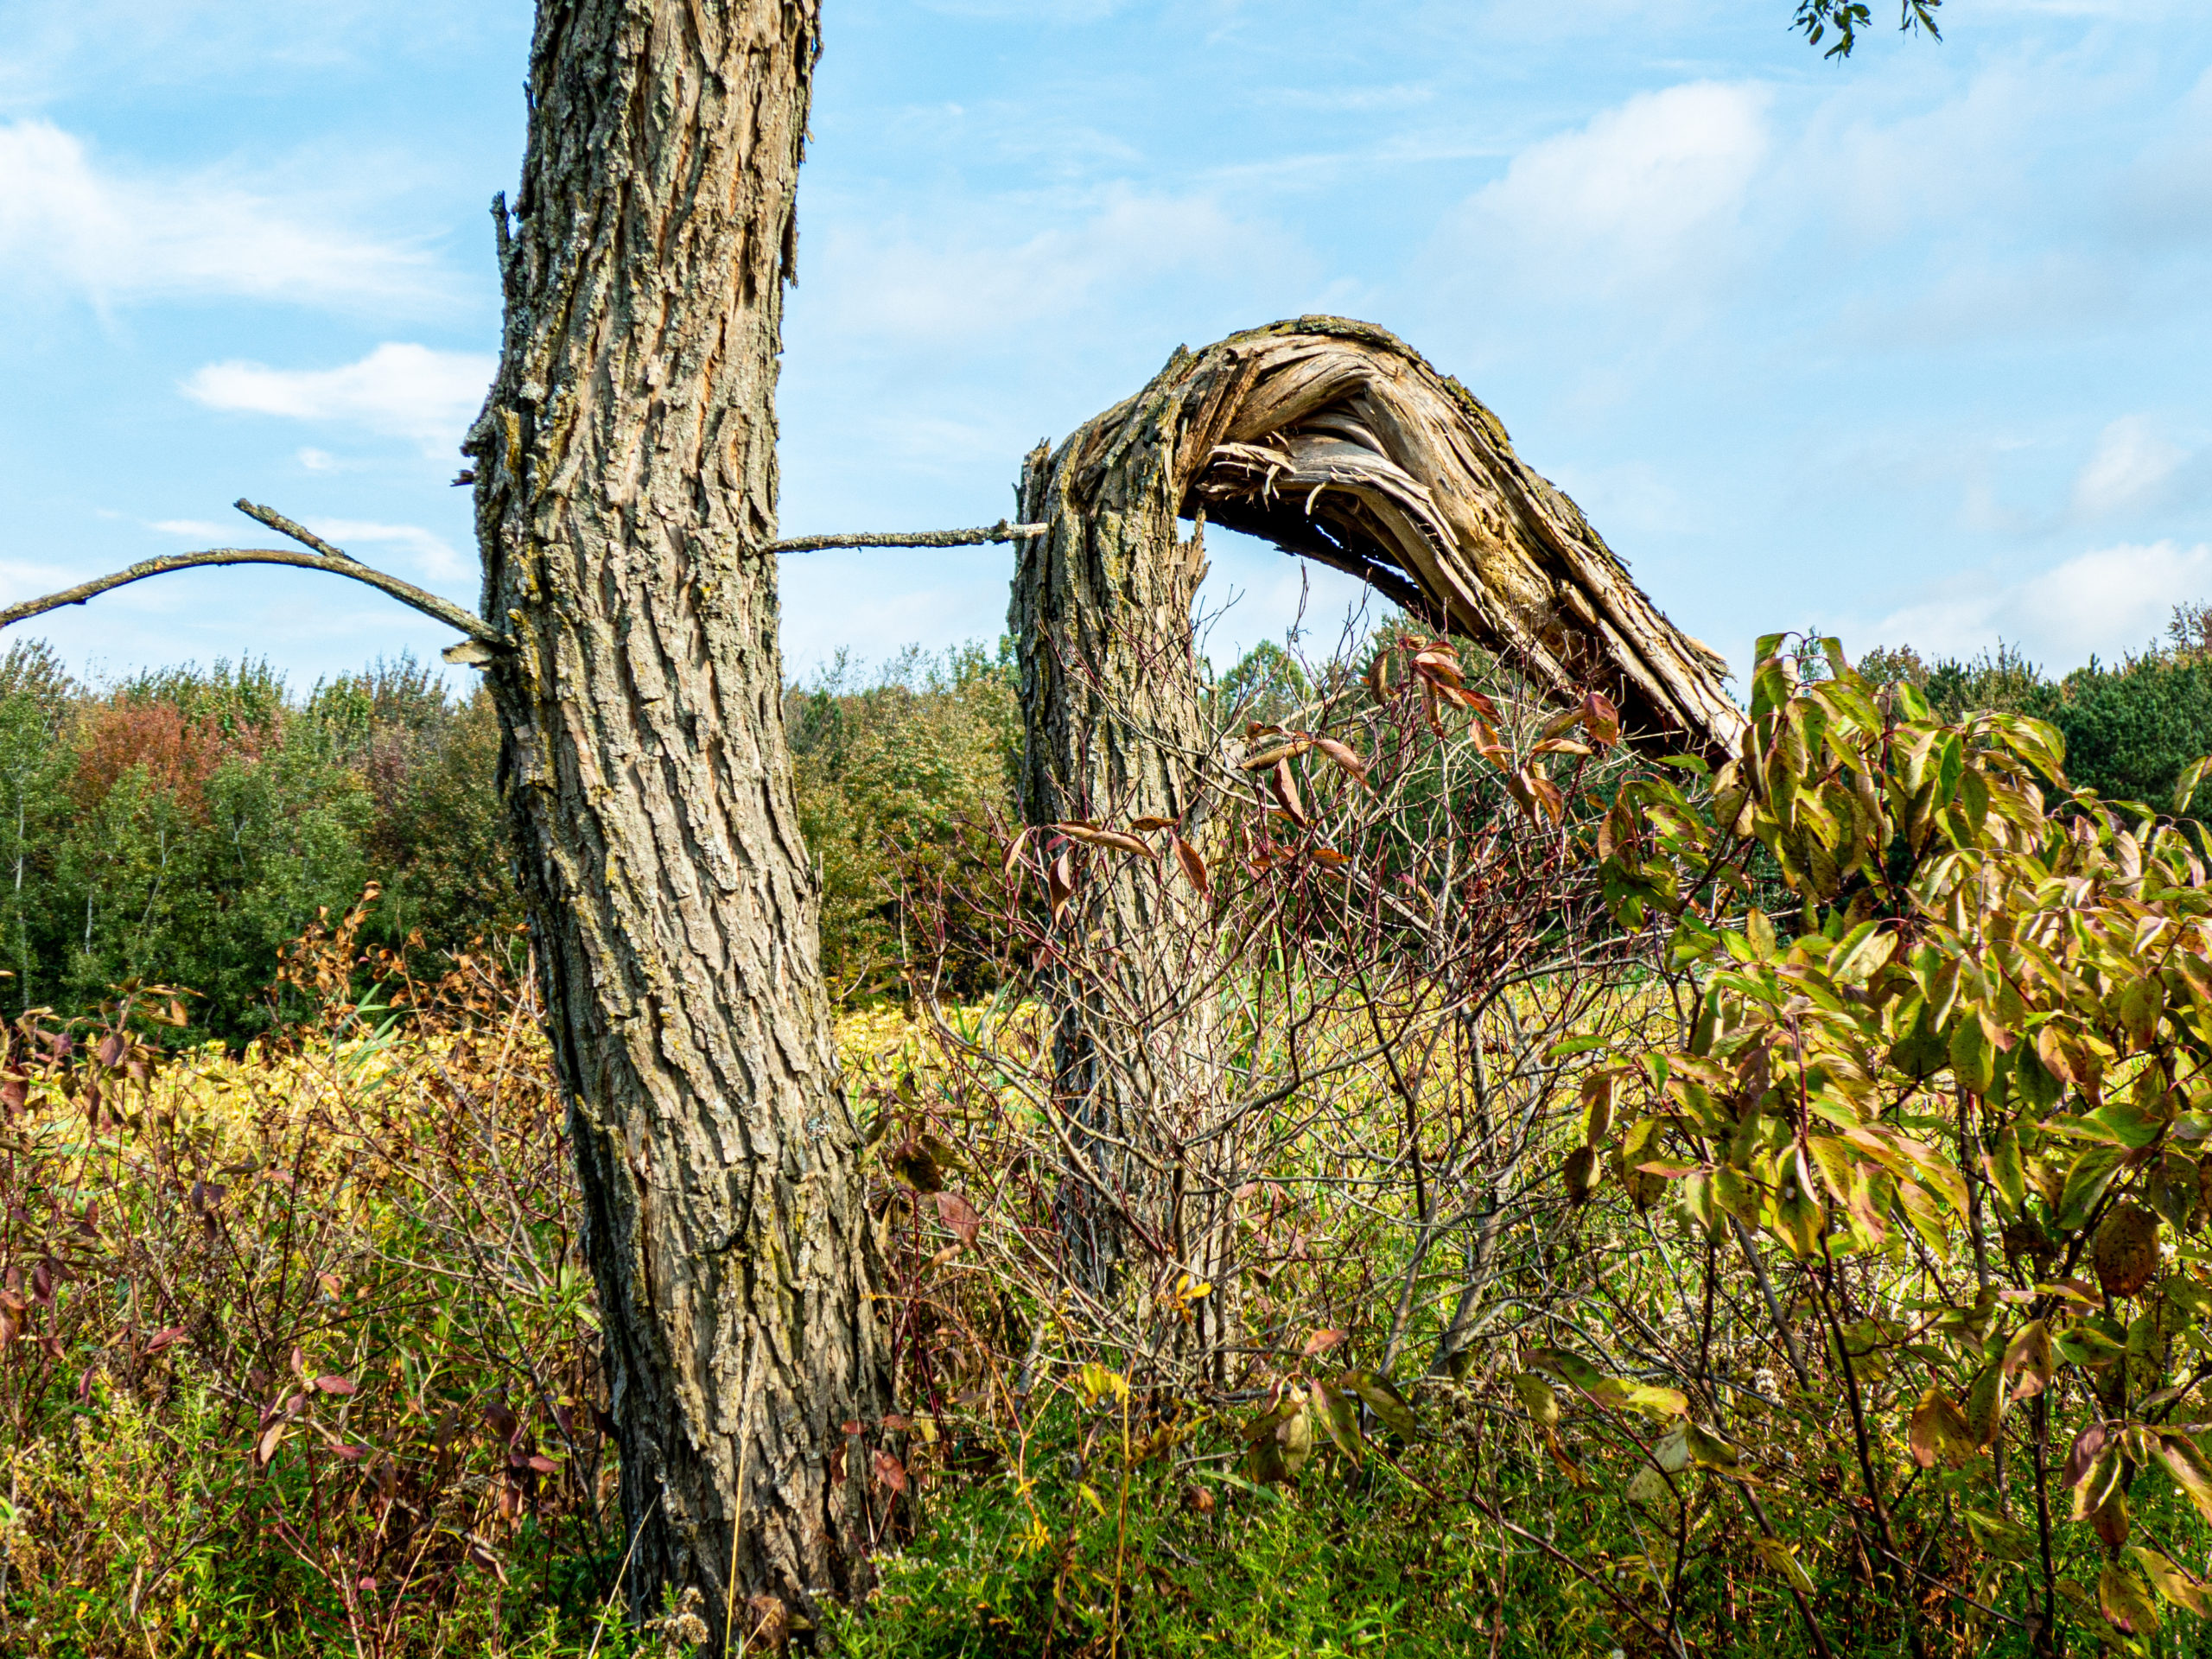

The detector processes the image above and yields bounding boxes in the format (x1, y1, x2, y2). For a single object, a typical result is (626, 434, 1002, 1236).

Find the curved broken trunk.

(1008, 317, 1741, 1373)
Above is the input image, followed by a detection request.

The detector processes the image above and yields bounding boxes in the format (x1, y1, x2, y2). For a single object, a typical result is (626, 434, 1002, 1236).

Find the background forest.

(4, 616, 2209, 1040)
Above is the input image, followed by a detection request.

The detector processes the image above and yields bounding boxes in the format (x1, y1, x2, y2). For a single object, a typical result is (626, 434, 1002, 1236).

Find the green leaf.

(2056, 1144, 2125, 1233)
(1964, 1362, 2007, 1448)
(2101, 1560, 2161, 1637)
(1986, 1123, 2026, 1217)
(1544, 1034, 1608, 1061)
(1966, 1509, 2036, 1560)
(2055, 1321, 2125, 1367)
(1338, 1370, 1418, 1441)
(1948, 1014, 1993, 1096)
(2154, 1432, 2212, 1528)
(2133, 1546, 2209, 1616)
(1309, 1380, 1363, 1460)
(1511, 1371, 1560, 1429)
(1831, 922, 1897, 986)
(2175, 756, 2211, 816)
(1680, 1421, 1743, 1475)
(1753, 1535, 1815, 1596)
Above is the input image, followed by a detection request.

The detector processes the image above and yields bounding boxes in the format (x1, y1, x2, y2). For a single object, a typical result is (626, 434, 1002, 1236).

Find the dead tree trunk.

(466, 0, 887, 1637)
(1009, 418, 1230, 1370)
(1010, 318, 1743, 1375)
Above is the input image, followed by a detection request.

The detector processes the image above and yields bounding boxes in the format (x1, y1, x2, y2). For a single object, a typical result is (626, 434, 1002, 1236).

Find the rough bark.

(1010, 320, 1743, 1370)
(465, 0, 887, 1635)
(1009, 420, 1227, 1359)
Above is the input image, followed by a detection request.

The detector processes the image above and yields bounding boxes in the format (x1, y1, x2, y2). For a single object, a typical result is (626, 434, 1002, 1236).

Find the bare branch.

(233, 499, 355, 563)
(0, 537, 505, 648)
(763, 518, 1046, 555)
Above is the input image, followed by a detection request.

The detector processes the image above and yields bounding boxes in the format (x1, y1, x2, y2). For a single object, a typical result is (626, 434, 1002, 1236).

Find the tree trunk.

(466, 0, 888, 1637)
(1010, 423, 1232, 1372)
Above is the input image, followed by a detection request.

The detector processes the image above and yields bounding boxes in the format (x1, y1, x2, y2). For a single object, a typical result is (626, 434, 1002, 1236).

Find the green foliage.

(1210, 638, 1313, 730)
(828, 1414, 1541, 1658)
(0, 648, 519, 1045)
(308, 656, 521, 965)
(1794, 0, 1942, 59)
(1586, 630, 2212, 1649)
(1863, 613, 2212, 815)
(785, 644, 1021, 1003)
(0, 934, 620, 1657)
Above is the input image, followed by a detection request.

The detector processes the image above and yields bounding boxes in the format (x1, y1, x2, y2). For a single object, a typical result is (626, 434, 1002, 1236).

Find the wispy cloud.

(1872, 540, 2212, 665)
(1453, 81, 1771, 304)
(0, 118, 449, 312)
(2070, 417, 2193, 520)
(810, 188, 1314, 347)
(308, 518, 469, 582)
(181, 344, 493, 456)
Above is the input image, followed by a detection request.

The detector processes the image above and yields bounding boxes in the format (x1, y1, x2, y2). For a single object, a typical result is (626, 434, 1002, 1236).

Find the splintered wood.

(1039, 315, 1744, 759)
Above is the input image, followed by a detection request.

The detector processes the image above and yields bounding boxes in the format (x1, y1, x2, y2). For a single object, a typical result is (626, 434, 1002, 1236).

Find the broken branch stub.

(1032, 315, 1744, 763)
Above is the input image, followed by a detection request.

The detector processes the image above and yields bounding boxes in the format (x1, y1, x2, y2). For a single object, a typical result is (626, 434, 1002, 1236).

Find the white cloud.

(2071, 416, 2190, 518)
(810, 188, 1313, 346)
(308, 519, 469, 582)
(181, 343, 493, 455)
(149, 518, 229, 540)
(0, 118, 447, 311)
(1872, 540, 2212, 666)
(1459, 81, 1771, 300)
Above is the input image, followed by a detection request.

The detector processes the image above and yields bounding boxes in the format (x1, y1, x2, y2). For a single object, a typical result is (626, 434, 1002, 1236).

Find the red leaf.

(2063, 1423, 2115, 1490)
(1580, 691, 1622, 747)
(1270, 759, 1309, 827)
(872, 1449, 909, 1495)
(96, 1033, 124, 1068)
(143, 1325, 186, 1356)
(315, 1374, 358, 1395)
(934, 1191, 982, 1249)
(1302, 1328, 1346, 1358)
(29, 1259, 54, 1305)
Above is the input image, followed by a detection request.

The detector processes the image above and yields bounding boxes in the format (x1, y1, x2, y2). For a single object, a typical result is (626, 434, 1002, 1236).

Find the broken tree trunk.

(1010, 317, 1742, 1375)
(467, 0, 887, 1638)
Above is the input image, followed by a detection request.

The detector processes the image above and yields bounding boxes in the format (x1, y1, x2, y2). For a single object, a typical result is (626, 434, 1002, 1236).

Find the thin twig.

(233, 499, 355, 563)
(762, 519, 1046, 555)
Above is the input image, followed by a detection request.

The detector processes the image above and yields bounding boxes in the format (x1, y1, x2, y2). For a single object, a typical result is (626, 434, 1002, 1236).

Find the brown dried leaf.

(1052, 822, 1154, 859)
(1310, 735, 1370, 785)
(1046, 849, 1076, 923)
(934, 1191, 982, 1248)
(1173, 834, 1211, 898)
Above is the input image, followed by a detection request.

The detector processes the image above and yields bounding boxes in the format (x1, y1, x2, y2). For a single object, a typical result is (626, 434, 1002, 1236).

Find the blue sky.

(0, 0, 2206, 694)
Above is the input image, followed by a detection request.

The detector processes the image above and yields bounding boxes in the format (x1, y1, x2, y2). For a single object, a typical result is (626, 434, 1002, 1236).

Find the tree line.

(0, 637, 1027, 1042)
(8, 613, 2206, 1048)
